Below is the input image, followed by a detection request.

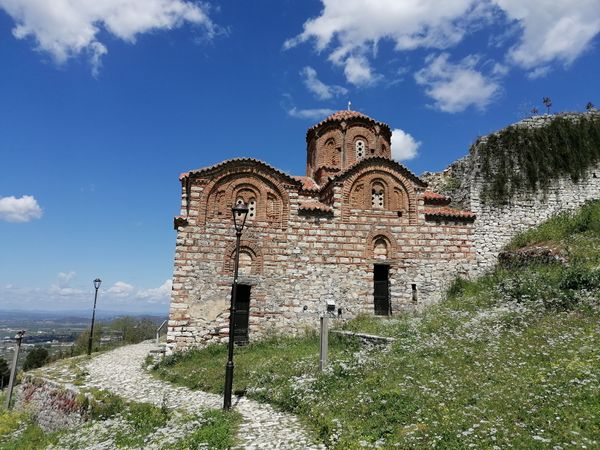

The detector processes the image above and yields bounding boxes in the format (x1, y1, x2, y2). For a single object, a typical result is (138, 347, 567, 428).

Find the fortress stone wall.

(423, 111, 600, 272)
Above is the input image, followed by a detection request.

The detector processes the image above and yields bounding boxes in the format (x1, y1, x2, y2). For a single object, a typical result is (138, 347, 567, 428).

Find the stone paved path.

(84, 342, 323, 449)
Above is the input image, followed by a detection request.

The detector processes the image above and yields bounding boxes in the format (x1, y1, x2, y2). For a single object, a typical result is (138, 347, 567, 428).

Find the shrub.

(23, 347, 49, 371)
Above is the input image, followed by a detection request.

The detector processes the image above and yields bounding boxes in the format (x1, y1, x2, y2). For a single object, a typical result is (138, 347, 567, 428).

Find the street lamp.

(87, 278, 102, 356)
(223, 202, 249, 410)
(4, 330, 25, 410)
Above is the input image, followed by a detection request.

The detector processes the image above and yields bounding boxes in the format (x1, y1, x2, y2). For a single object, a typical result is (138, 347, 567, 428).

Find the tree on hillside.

(0, 356, 10, 388)
(73, 326, 103, 355)
(110, 316, 157, 343)
(543, 97, 552, 114)
(531, 107, 539, 115)
(23, 346, 49, 371)
(586, 102, 595, 111)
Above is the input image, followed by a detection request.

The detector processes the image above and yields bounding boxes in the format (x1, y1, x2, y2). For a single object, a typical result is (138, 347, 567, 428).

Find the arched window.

(371, 182, 384, 209)
(355, 139, 366, 159)
(238, 251, 253, 275)
(373, 238, 388, 260)
(235, 187, 259, 222)
(235, 197, 245, 220)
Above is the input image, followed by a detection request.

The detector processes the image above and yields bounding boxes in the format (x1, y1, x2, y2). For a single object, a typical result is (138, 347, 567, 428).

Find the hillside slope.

(154, 200, 600, 449)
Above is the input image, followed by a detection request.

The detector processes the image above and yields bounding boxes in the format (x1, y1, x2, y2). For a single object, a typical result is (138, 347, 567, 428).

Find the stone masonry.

(167, 110, 477, 351)
(423, 110, 600, 272)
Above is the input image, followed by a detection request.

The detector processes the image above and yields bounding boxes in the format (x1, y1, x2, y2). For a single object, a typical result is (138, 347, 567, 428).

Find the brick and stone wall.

(168, 156, 475, 351)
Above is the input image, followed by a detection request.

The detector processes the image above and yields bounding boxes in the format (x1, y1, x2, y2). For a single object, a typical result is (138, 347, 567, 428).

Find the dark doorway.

(373, 264, 391, 315)
(234, 284, 251, 345)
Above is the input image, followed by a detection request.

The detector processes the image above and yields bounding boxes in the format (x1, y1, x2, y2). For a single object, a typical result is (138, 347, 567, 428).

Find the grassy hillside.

(155, 201, 600, 448)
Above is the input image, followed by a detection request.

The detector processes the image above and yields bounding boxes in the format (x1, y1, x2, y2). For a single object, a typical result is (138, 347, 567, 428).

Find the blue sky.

(0, 0, 598, 314)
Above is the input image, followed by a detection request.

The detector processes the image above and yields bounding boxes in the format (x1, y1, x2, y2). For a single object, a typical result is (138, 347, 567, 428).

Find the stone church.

(167, 110, 476, 351)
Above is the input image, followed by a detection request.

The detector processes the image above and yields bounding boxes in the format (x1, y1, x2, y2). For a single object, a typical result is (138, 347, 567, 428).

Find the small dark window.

(411, 284, 418, 303)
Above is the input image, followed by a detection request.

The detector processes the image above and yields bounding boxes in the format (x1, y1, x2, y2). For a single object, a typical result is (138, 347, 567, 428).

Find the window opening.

(371, 184, 384, 209)
(411, 284, 418, 303)
(355, 140, 365, 159)
(248, 198, 256, 220)
(235, 197, 245, 220)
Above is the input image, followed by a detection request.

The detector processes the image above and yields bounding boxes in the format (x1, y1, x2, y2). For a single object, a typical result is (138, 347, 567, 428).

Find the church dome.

(305, 110, 393, 183)
(307, 110, 391, 141)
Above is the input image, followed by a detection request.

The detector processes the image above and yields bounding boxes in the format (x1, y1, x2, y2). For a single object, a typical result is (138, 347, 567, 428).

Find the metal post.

(319, 316, 329, 371)
(223, 230, 242, 410)
(87, 284, 100, 356)
(156, 319, 168, 345)
(5, 331, 25, 410)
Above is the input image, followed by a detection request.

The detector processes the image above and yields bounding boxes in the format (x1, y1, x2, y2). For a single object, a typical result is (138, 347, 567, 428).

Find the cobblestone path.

(83, 342, 322, 449)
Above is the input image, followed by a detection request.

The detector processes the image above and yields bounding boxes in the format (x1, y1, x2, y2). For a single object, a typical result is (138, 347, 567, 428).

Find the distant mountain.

(0, 309, 167, 322)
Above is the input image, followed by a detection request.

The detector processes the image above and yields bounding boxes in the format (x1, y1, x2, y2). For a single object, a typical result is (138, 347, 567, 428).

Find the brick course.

(167, 111, 476, 351)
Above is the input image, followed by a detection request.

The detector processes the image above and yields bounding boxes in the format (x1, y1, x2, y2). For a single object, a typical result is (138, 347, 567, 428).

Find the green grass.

(172, 410, 241, 449)
(506, 199, 600, 252)
(154, 202, 600, 448)
(155, 331, 358, 399)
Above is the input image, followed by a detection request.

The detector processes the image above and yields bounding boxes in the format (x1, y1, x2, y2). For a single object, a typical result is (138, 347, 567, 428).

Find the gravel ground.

(83, 342, 323, 449)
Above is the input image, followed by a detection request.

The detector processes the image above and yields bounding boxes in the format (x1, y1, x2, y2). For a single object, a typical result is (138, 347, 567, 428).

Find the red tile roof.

(424, 207, 476, 220)
(321, 156, 427, 189)
(423, 191, 451, 205)
(180, 158, 301, 184)
(293, 176, 320, 191)
(307, 110, 391, 139)
(298, 201, 333, 213)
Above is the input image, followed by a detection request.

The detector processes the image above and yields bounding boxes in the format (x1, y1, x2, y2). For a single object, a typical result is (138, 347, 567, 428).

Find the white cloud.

(0, 276, 171, 312)
(526, 66, 551, 80)
(414, 53, 500, 113)
(57, 271, 76, 288)
(285, 0, 486, 86)
(137, 279, 172, 302)
(0, 195, 43, 222)
(287, 106, 335, 120)
(0, 0, 216, 74)
(495, 0, 600, 70)
(107, 281, 135, 298)
(49, 271, 84, 297)
(300, 66, 348, 100)
(286, 0, 600, 98)
(391, 128, 421, 161)
(343, 55, 378, 86)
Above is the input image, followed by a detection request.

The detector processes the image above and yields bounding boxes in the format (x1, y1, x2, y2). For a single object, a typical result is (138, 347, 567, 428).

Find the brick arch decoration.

(200, 168, 291, 230)
(343, 165, 418, 224)
(346, 124, 379, 165)
(364, 228, 398, 260)
(314, 128, 344, 169)
(222, 240, 263, 275)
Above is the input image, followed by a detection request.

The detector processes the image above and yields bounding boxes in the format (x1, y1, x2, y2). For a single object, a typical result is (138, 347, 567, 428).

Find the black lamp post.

(87, 278, 102, 356)
(223, 202, 249, 410)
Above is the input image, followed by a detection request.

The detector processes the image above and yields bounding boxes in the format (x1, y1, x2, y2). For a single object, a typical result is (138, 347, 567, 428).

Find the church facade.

(167, 110, 476, 351)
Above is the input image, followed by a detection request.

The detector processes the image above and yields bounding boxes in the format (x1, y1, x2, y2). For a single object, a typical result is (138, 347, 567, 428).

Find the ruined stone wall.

(422, 111, 600, 272)
(167, 180, 475, 352)
(16, 375, 89, 432)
